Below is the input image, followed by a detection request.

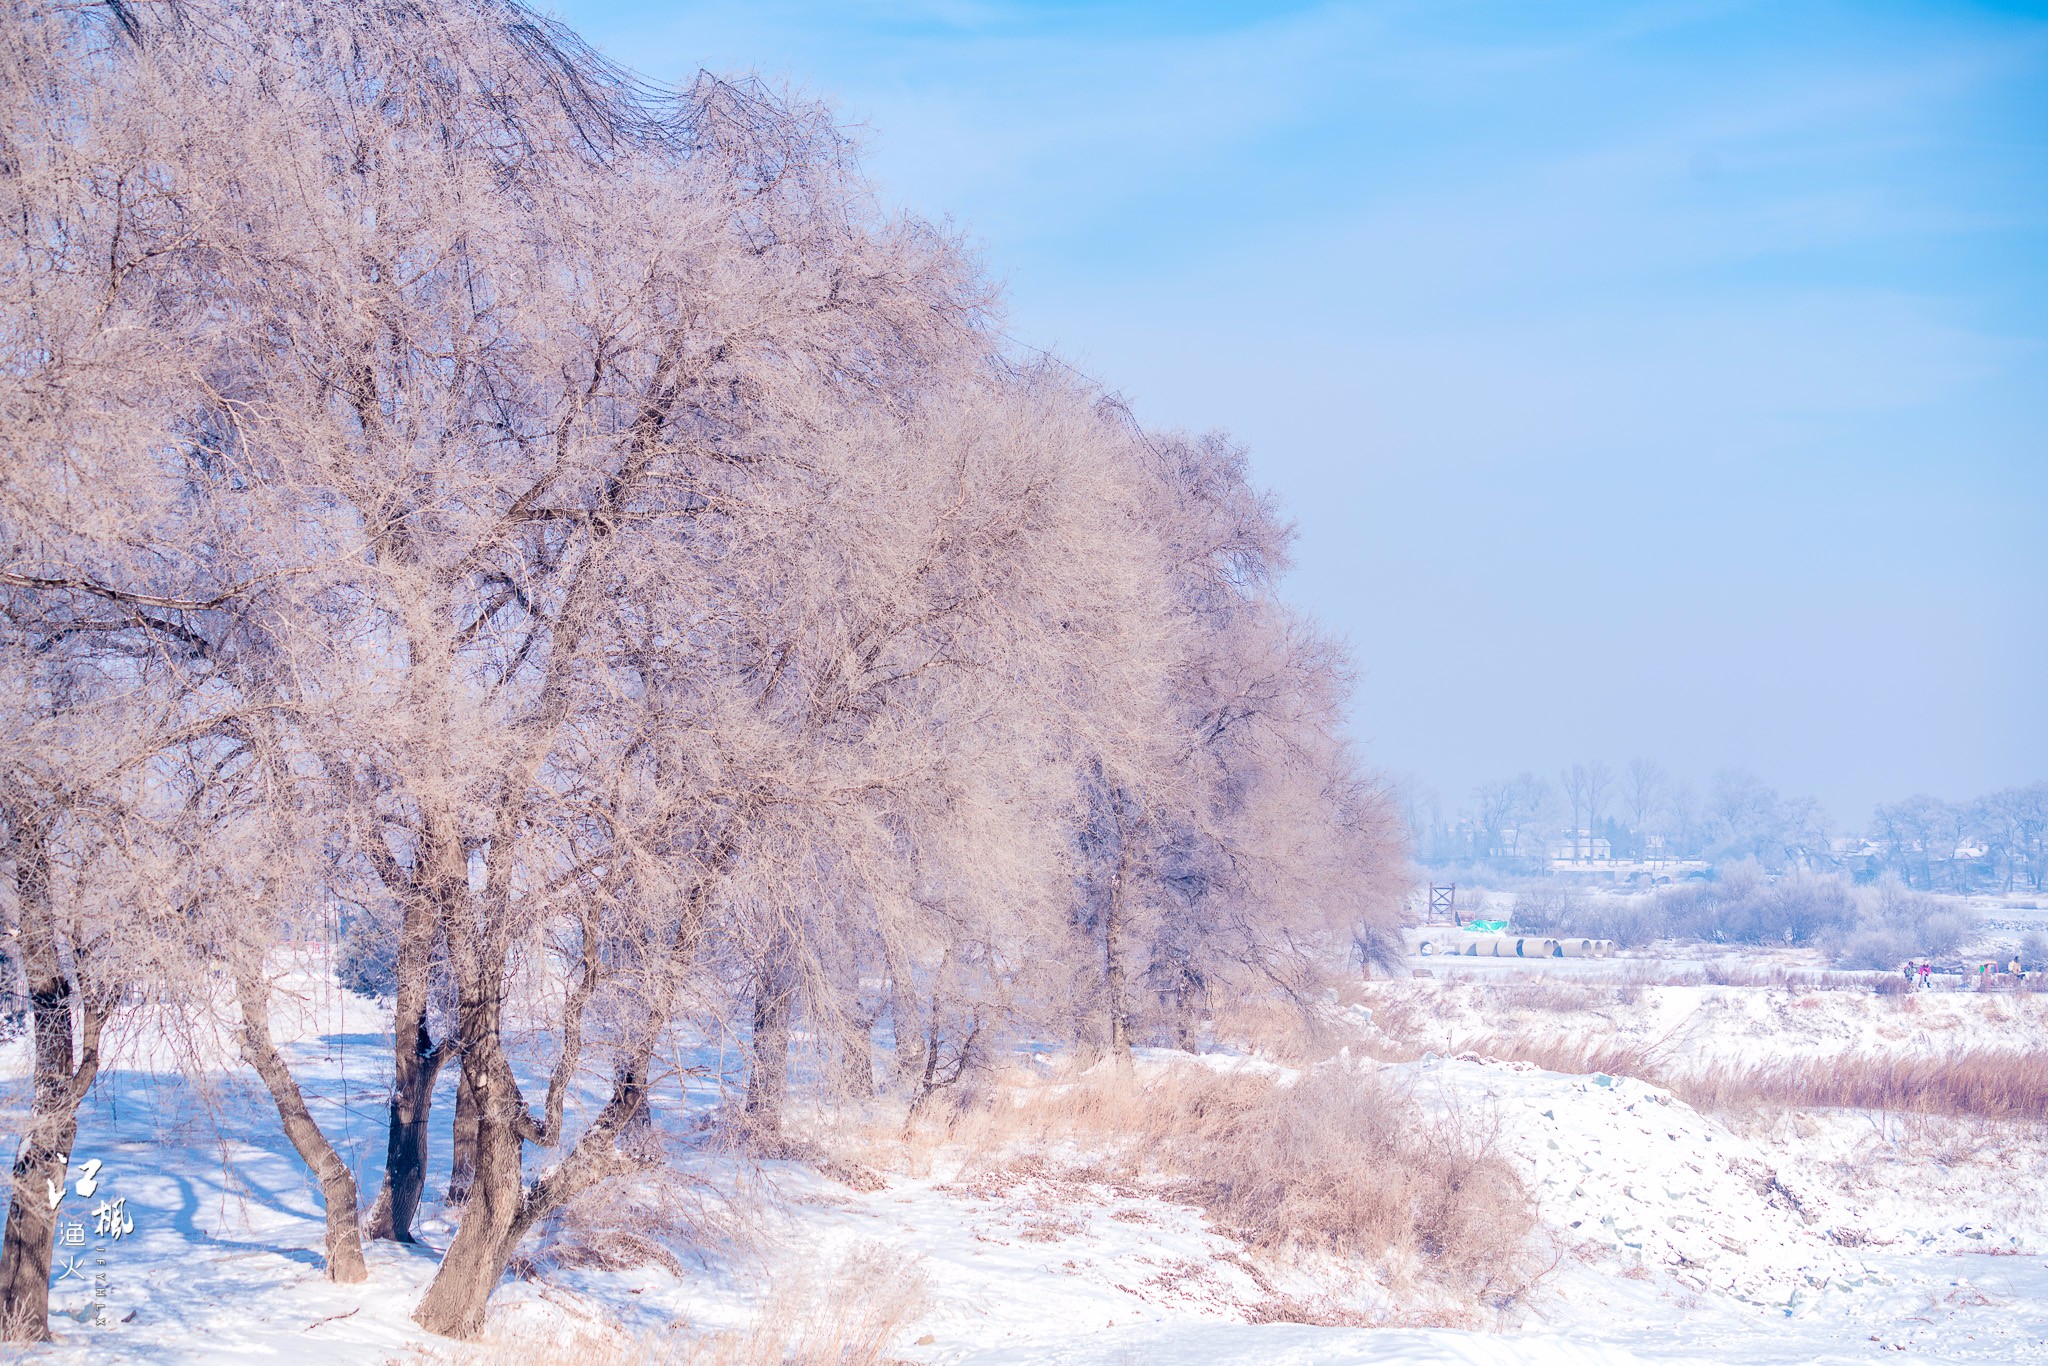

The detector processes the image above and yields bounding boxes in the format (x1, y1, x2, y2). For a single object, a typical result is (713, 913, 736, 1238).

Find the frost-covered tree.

(0, 0, 1405, 1341)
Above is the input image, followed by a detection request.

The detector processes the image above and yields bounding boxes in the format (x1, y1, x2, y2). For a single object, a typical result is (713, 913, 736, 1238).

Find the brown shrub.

(960, 1063, 1538, 1305)
(1164, 1072, 1530, 1294)
(1204, 993, 1341, 1064)
(504, 1177, 725, 1282)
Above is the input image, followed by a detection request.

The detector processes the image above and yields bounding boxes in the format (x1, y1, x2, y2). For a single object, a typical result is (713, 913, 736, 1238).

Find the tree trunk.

(1104, 905, 1132, 1066)
(366, 1011, 445, 1242)
(233, 968, 368, 1282)
(447, 1065, 479, 1204)
(744, 952, 793, 1136)
(833, 1019, 875, 1100)
(1104, 799, 1135, 1069)
(367, 891, 446, 1242)
(1164, 952, 1202, 1053)
(829, 939, 874, 1100)
(613, 1057, 651, 1138)
(411, 979, 678, 1339)
(908, 994, 983, 1121)
(411, 832, 716, 1338)
(409, 956, 528, 1340)
(409, 1005, 524, 1340)
(0, 818, 97, 1342)
(0, 1125, 73, 1343)
(883, 939, 924, 1089)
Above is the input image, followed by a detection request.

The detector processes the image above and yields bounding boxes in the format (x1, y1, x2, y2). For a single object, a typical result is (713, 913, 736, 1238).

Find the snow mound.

(1396, 1056, 1859, 1313)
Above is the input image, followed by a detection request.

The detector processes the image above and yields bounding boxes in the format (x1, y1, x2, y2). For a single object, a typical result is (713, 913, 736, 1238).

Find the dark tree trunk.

(411, 1036, 656, 1339)
(447, 1064, 479, 1204)
(412, 362, 691, 1338)
(367, 888, 447, 1242)
(1104, 906, 1132, 1065)
(366, 1012, 445, 1242)
(908, 994, 983, 1121)
(0, 818, 101, 1343)
(0, 1122, 74, 1343)
(234, 968, 368, 1282)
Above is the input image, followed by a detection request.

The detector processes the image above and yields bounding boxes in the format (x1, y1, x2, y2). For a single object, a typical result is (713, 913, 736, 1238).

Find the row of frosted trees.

(0, 0, 1402, 1341)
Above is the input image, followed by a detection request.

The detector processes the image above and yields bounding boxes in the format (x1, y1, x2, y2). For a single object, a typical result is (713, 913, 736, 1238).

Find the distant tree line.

(1400, 761, 2047, 893)
(1401, 762, 1828, 874)
(1514, 869, 1994, 968)
(1867, 785, 2048, 893)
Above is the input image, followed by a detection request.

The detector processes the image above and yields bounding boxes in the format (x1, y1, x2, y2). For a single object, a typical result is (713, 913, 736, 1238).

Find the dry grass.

(1975, 973, 2047, 995)
(1447, 1033, 1667, 1083)
(505, 1176, 731, 1283)
(1150, 1071, 1535, 1303)
(880, 1061, 1540, 1307)
(1678, 1049, 2048, 1122)
(1452, 1030, 2048, 1126)
(682, 1243, 929, 1366)
(412, 1242, 928, 1366)
(1695, 964, 1891, 992)
(1205, 991, 1364, 1064)
(1242, 1296, 1482, 1331)
(406, 1325, 681, 1366)
(1483, 980, 1607, 1014)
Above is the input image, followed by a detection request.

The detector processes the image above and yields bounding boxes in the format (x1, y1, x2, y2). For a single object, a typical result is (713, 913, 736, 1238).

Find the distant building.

(1547, 830, 1611, 864)
(1542, 830, 1707, 881)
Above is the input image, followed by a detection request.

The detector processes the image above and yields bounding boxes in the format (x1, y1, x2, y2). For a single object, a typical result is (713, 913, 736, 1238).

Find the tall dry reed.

(1454, 1033, 2048, 1124)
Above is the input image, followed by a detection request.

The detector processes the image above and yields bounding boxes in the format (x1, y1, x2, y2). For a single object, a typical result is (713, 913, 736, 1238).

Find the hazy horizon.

(554, 0, 2048, 829)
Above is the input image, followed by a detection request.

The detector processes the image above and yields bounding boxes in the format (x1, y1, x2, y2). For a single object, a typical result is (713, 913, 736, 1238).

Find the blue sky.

(550, 0, 2048, 829)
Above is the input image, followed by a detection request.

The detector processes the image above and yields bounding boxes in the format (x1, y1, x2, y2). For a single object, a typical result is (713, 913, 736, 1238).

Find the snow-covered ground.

(3, 945, 2046, 1364)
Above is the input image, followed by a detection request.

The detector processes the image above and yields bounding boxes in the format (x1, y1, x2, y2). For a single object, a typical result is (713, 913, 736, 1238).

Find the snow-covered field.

(4, 939, 2046, 1364)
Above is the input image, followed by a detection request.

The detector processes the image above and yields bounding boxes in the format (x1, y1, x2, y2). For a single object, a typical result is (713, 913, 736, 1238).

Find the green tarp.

(1463, 919, 1509, 932)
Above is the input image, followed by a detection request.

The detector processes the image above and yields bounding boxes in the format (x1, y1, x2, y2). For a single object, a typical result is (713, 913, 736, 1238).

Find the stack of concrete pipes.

(1449, 934, 1613, 959)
